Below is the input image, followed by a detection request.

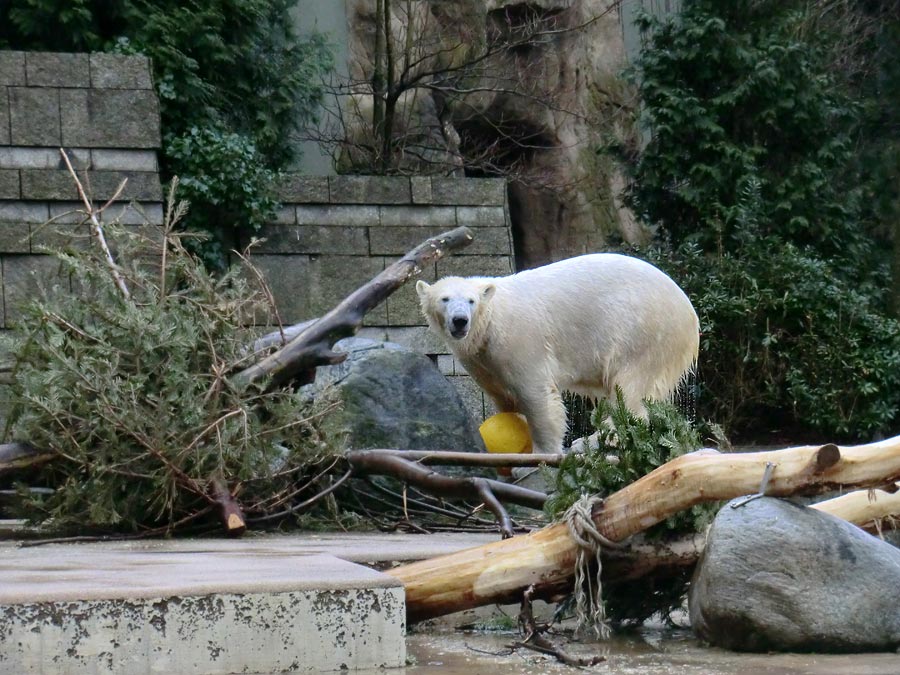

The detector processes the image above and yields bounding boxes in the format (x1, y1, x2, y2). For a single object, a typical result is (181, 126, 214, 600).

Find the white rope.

(564, 494, 625, 639)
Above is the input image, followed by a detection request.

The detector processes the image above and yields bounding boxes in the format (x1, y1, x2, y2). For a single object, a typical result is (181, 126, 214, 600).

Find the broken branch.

(347, 449, 546, 538)
(232, 225, 475, 391)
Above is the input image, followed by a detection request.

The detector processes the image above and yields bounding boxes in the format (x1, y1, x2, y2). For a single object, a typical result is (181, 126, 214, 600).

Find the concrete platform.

(0, 532, 497, 674)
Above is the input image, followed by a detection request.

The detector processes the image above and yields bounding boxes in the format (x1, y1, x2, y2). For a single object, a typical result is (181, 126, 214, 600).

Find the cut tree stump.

(388, 438, 900, 622)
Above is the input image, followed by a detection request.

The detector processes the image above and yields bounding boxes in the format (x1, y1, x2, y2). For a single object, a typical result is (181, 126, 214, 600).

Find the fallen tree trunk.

(232, 225, 474, 391)
(389, 438, 900, 622)
(813, 483, 900, 534)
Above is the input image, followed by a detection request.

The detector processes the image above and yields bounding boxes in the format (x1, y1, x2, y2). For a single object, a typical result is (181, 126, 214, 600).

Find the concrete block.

(0, 170, 19, 199)
(437, 254, 513, 278)
(453, 362, 472, 383)
(89, 171, 163, 201)
(3, 255, 70, 327)
(21, 169, 162, 206)
(386, 276, 432, 327)
(278, 174, 329, 202)
(21, 170, 162, 201)
(0, 548, 405, 675)
(370, 225, 445, 255)
(456, 206, 507, 228)
(296, 204, 378, 227)
(9, 87, 60, 146)
(411, 176, 432, 204)
(60, 89, 161, 149)
(307, 254, 387, 325)
(379, 205, 456, 228)
(0, 88, 9, 145)
(90, 149, 158, 171)
(89, 53, 153, 89)
(466, 226, 512, 255)
(242, 254, 310, 325)
(381, 325, 447, 353)
(371, 225, 511, 256)
(253, 224, 369, 254)
(0, 147, 90, 170)
(104, 202, 164, 226)
(431, 178, 506, 206)
(20, 169, 78, 200)
(436, 354, 455, 375)
(330, 175, 411, 204)
(31, 220, 94, 252)
(271, 205, 296, 225)
(0, 222, 31, 254)
(25, 52, 90, 87)
(0, 52, 26, 85)
(48, 202, 93, 224)
(43, 203, 159, 233)
(449, 374, 487, 423)
(0, 202, 49, 223)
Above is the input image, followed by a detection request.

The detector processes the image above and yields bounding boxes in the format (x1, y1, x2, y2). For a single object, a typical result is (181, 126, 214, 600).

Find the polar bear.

(416, 253, 699, 453)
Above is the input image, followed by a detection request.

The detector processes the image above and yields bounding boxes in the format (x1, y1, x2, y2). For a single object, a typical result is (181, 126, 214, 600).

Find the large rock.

(689, 497, 900, 653)
(307, 337, 484, 452)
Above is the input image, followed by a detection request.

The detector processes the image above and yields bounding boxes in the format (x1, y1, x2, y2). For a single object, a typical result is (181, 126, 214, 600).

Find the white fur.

(416, 253, 700, 453)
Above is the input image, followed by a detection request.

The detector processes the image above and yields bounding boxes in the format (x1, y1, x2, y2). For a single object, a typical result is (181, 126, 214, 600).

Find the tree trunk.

(389, 438, 900, 622)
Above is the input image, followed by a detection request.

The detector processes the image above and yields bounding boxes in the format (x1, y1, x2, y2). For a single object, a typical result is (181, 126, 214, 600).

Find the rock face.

(689, 497, 900, 653)
(307, 338, 485, 451)
(340, 0, 645, 269)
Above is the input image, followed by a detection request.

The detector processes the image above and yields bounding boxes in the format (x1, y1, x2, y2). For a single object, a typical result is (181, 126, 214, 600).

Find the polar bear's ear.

(481, 283, 496, 302)
(415, 280, 431, 300)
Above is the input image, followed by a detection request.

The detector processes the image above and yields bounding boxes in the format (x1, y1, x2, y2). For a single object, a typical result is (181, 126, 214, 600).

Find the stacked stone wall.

(257, 174, 515, 420)
(0, 51, 163, 329)
(0, 50, 515, 423)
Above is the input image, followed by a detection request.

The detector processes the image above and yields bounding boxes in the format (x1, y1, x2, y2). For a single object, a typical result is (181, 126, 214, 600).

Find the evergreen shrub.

(6, 192, 341, 534)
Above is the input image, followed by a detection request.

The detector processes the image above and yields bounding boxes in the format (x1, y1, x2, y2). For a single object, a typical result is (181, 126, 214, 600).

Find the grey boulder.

(689, 496, 900, 652)
(305, 337, 484, 452)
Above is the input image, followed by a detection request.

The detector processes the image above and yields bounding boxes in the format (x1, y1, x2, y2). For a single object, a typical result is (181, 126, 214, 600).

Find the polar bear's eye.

(441, 297, 449, 303)
(468, 299, 475, 305)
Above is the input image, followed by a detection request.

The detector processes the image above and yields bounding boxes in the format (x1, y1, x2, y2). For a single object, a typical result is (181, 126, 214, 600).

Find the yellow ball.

(479, 413, 533, 455)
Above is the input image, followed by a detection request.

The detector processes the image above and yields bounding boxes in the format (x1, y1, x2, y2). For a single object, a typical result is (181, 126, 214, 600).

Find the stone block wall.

(0, 51, 163, 329)
(0, 50, 515, 424)
(253, 174, 515, 421)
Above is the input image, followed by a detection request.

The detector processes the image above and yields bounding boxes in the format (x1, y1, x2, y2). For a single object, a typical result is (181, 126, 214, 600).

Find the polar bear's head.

(416, 277, 496, 341)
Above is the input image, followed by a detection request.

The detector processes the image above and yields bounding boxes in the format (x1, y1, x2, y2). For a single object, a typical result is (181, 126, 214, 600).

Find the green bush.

(622, 0, 900, 440)
(166, 127, 281, 266)
(6, 201, 341, 533)
(652, 236, 900, 442)
(625, 0, 863, 259)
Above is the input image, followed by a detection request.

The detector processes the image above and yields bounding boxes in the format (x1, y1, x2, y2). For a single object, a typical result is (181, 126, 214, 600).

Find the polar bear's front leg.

(517, 385, 568, 454)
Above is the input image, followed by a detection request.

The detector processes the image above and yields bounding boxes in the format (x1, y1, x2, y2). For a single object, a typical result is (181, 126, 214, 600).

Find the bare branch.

(59, 148, 131, 299)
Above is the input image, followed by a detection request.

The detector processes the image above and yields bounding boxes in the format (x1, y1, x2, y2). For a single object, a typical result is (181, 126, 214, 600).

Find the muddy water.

(375, 626, 900, 675)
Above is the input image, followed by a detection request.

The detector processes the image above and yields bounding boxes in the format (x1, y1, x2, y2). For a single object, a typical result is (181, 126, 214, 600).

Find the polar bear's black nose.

(452, 316, 468, 330)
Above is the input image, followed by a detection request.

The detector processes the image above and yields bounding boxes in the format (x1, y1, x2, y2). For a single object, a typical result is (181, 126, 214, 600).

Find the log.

(388, 437, 900, 622)
(209, 478, 247, 538)
(813, 483, 900, 534)
(232, 226, 475, 390)
(0, 443, 54, 475)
